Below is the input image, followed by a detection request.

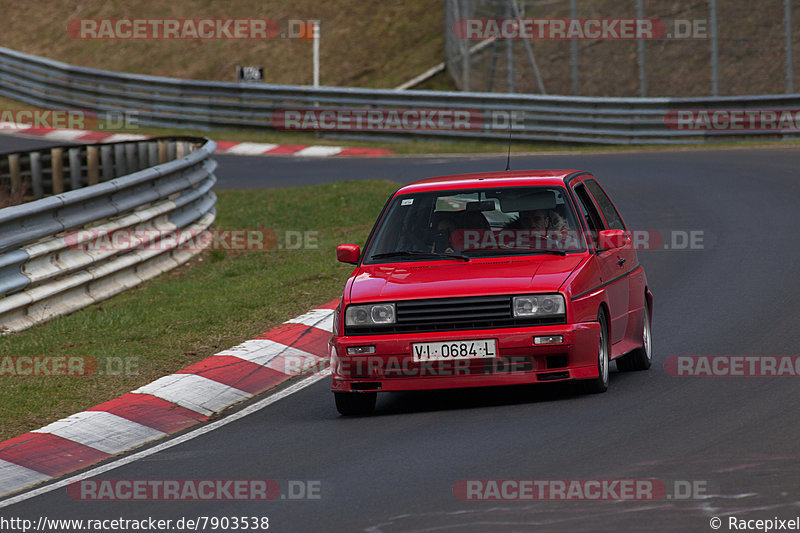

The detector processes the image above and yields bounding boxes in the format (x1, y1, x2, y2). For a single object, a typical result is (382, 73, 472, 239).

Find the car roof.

(396, 170, 589, 194)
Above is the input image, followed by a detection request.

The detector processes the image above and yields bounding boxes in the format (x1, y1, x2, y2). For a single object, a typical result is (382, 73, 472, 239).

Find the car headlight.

(513, 294, 565, 317)
(345, 303, 396, 326)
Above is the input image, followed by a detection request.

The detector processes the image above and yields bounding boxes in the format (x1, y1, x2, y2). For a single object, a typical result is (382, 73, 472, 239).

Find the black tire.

(582, 308, 610, 394)
(334, 392, 377, 416)
(616, 303, 652, 372)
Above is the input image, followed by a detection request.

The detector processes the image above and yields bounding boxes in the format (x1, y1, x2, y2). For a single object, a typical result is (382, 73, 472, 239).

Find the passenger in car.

(505, 209, 568, 230)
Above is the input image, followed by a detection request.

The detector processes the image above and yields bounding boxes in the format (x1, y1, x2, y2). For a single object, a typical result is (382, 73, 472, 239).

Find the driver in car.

(505, 209, 567, 231)
(431, 216, 458, 253)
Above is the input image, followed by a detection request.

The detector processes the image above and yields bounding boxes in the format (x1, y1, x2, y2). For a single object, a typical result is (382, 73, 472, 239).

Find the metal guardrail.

(0, 137, 217, 334)
(1, 46, 799, 145)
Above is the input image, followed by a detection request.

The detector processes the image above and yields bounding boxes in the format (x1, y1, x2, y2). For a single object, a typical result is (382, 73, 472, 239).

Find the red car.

(330, 170, 653, 415)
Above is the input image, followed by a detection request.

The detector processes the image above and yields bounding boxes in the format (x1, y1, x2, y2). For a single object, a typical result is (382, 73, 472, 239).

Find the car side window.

(585, 179, 626, 231)
(573, 183, 606, 233)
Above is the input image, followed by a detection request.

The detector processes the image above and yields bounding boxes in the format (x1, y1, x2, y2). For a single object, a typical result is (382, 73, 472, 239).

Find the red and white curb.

(0, 124, 393, 157)
(213, 140, 392, 157)
(0, 300, 337, 499)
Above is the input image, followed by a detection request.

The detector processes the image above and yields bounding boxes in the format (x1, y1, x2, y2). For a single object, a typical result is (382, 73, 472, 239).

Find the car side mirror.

(337, 244, 361, 264)
(597, 229, 630, 250)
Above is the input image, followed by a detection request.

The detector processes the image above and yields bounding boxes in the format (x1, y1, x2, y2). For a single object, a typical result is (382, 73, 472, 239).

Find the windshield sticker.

(401, 198, 414, 206)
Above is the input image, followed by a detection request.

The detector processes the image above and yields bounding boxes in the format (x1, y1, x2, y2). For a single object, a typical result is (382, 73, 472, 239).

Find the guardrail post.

(8, 154, 21, 197)
(100, 145, 114, 181)
(114, 144, 127, 177)
(68, 148, 82, 189)
(87, 146, 99, 185)
(125, 144, 138, 173)
(175, 141, 185, 158)
(30, 152, 43, 198)
(51, 148, 64, 194)
(158, 140, 168, 164)
(167, 141, 176, 162)
(148, 142, 158, 167)
(137, 142, 149, 171)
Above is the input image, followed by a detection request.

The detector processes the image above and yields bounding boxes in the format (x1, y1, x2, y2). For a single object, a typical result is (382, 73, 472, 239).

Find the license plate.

(412, 339, 497, 362)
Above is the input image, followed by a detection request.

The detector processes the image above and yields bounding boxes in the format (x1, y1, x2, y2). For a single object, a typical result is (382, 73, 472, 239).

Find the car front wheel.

(582, 308, 610, 394)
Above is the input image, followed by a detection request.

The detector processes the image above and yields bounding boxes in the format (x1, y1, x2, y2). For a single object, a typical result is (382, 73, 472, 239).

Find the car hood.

(349, 255, 585, 302)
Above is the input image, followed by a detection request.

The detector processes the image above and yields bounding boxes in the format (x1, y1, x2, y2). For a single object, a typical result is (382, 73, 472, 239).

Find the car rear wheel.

(335, 392, 377, 416)
(582, 308, 609, 394)
(616, 303, 652, 372)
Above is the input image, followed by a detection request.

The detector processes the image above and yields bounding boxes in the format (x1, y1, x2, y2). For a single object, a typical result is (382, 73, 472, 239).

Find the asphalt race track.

(3, 134, 800, 532)
(0, 135, 65, 153)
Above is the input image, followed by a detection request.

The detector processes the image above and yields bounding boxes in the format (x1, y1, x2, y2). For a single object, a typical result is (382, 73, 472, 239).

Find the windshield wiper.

(477, 248, 568, 256)
(370, 250, 471, 262)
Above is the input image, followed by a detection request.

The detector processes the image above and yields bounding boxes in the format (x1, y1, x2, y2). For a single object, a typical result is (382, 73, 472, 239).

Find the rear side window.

(585, 179, 626, 231)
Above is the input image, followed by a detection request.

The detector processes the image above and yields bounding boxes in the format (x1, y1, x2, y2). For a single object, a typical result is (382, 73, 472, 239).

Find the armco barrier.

(1, 46, 800, 145)
(0, 137, 217, 334)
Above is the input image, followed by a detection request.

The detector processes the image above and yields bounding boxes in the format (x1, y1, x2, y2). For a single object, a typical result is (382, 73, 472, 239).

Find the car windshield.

(364, 186, 586, 263)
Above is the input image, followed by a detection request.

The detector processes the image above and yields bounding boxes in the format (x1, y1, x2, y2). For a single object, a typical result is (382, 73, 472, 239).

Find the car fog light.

(534, 335, 564, 345)
(347, 345, 377, 355)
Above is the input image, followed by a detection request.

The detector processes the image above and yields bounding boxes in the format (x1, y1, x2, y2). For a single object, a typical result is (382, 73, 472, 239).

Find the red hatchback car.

(330, 170, 652, 415)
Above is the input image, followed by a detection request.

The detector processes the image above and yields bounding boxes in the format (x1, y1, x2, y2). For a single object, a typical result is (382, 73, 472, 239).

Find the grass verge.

(0, 1, 445, 90)
(0, 179, 399, 441)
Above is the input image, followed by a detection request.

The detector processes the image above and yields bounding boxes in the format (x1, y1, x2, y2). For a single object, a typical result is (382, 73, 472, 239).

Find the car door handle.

(617, 257, 626, 267)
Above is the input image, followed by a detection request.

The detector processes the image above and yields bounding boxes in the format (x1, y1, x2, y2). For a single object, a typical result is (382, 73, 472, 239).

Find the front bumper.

(330, 322, 601, 393)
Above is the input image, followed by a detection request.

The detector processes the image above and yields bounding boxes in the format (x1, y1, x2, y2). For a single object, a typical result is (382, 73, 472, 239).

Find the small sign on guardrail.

(236, 66, 264, 83)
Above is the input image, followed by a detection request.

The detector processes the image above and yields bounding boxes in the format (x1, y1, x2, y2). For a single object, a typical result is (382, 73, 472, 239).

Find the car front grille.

(344, 295, 565, 335)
